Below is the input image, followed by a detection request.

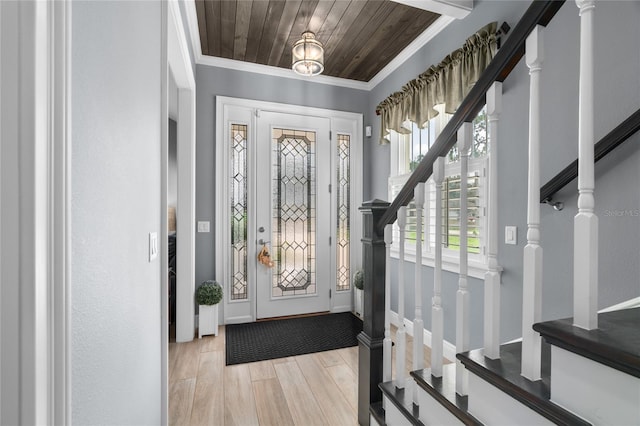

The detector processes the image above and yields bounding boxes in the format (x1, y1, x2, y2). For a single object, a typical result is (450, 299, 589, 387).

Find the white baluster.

(574, 0, 598, 330)
(396, 206, 407, 388)
(425, 179, 431, 253)
(522, 25, 544, 381)
(413, 183, 425, 403)
(431, 158, 445, 378)
(456, 123, 472, 395)
(384, 224, 393, 382)
(484, 82, 503, 360)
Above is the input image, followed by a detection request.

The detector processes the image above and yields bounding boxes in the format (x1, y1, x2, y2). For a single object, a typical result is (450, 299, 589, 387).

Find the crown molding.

(391, 0, 472, 19)
(197, 54, 372, 90)
(183, 1, 455, 92)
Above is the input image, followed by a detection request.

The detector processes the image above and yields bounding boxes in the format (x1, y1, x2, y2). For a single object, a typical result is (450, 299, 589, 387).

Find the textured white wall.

(72, 1, 163, 423)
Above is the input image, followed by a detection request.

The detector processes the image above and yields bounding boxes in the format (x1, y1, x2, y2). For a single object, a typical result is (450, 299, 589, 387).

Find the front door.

(255, 112, 331, 318)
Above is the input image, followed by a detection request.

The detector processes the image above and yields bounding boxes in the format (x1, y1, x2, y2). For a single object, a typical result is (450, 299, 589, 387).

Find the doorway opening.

(216, 97, 363, 324)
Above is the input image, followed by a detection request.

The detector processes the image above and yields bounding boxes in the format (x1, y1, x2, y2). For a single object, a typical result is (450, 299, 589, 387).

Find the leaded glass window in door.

(271, 128, 316, 297)
(230, 124, 248, 300)
(336, 134, 351, 292)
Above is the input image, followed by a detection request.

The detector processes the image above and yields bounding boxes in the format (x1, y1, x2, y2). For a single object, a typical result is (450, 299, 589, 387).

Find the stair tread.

(369, 401, 386, 426)
(411, 363, 482, 425)
(379, 381, 423, 426)
(533, 307, 640, 378)
(458, 342, 590, 426)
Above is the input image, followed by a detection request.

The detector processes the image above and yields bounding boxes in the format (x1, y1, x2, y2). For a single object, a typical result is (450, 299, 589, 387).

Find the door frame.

(167, 0, 197, 346)
(0, 1, 71, 423)
(215, 96, 363, 324)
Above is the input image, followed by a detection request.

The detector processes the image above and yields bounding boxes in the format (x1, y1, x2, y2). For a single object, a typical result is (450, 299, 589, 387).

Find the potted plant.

(353, 270, 364, 318)
(197, 280, 223, 338)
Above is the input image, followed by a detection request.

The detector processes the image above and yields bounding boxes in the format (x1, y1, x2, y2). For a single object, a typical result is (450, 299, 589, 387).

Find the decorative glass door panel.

(230, 124, 248, 300)
(336, 134, 351, 292)
(272, 129, 317, 298)
(256, 112, 330, 319)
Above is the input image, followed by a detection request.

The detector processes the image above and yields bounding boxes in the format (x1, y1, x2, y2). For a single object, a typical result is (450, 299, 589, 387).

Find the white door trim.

(168, 0, 197, 345)
(0, 1, 71, 423)
(164, 1, 196, 424)
(216, 96, 363, 324)
(50, 2, 73, 423)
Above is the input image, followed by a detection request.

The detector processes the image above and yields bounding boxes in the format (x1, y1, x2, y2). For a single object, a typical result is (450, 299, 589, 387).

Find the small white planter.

(198, 304, 219, 338)
(354, 288, 364, 318)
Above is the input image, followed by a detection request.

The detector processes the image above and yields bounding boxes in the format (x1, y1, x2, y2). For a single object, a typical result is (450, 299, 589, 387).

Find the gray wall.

(368, 0, 640, 348)
(72, 1, 163, 422)
(195, 65, 369, 302)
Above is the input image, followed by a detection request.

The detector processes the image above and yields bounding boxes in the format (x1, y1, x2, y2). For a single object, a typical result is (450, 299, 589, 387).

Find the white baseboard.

(332, 304, 352, 313)
(599, 297, 640, 313)
(389, 310, 456, 362)
(224, 315, 253, 325)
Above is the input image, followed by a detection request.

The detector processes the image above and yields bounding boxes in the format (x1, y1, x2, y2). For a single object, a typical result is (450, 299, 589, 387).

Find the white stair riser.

(383, 395, 413, 426)
(551, 346, 640, 425)
(467, 372, 554, 426)
(416, 387, 463, 425)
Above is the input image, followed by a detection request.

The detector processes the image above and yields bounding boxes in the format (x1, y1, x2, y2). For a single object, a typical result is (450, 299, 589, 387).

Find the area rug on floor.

(225, 312, 363, 365)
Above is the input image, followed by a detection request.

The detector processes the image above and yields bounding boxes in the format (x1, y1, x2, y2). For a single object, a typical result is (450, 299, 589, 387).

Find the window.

(336, 134, 351, 292)
(388, 106, 489, 275)
(230, 124, 248, 300)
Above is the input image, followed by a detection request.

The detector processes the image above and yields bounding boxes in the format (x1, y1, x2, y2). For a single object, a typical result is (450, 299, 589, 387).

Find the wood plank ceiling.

(195, 1, 440, 82)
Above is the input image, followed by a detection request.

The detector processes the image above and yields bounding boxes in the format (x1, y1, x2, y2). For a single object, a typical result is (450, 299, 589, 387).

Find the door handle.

(258, 239, 270, 246)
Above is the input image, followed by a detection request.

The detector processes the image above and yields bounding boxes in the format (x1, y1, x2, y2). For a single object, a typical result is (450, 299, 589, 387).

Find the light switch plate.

(505, 226, 517, 245)
(365, 125, 372, 137)
(149, 232, 158, 262)
(197, 221, 210, 233)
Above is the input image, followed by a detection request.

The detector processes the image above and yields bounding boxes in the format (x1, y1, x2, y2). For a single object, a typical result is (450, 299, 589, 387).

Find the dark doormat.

(225, 312, 363, 365)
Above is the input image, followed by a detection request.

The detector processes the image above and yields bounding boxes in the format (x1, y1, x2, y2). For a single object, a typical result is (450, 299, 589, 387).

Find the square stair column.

(358, 199, 390, 426)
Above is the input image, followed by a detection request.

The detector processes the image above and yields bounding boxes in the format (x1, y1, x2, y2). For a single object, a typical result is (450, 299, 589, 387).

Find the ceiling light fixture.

(291, 31, 324, 76)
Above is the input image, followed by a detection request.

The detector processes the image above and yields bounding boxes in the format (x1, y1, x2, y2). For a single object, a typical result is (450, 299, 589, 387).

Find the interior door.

(255, 112, 331, 319)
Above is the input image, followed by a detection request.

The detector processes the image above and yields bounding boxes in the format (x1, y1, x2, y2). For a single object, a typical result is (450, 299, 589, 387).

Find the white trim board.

(390, 0, 472, 19)
(389, 311, 456, 363)
(184, 0, 456, 92)
(169, 0, 197, 345)
(51, 2, 73, 423)
(598, 297, 640, 313)
(0, 1, 71, 423)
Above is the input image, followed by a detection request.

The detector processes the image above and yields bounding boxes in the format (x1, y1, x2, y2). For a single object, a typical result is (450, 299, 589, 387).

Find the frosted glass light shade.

(292, 31, 324, 76)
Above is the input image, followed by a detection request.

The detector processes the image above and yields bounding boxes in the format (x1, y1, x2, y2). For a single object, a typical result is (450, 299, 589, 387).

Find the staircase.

(357, 1, 640, 425)
(375, 308, 639, 425)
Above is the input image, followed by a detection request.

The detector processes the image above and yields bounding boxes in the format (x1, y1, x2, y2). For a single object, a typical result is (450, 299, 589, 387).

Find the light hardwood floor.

(169, 324, 445, 426)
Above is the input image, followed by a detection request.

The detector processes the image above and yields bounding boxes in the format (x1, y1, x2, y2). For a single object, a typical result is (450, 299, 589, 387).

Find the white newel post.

(396, 206, 408, 388)
(522, 25, 544, 381)
(384, 224, 393, 382)
(574, 0, 598, 330)
(456, 123, 472, 395)
(484, 82, 503, 360)
(413, 183, 426, 403)
(431, 158, 445, 378)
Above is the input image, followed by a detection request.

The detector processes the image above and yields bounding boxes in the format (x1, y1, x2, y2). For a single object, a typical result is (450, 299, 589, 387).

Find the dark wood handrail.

(377, 0, 566, 234)
(540, 108, 640, 203)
